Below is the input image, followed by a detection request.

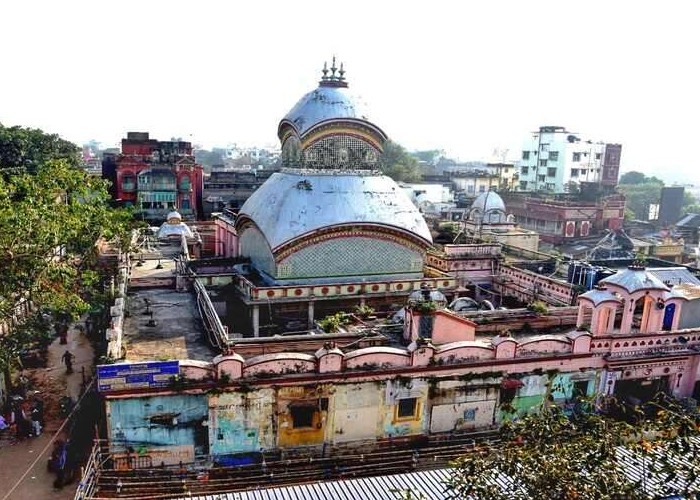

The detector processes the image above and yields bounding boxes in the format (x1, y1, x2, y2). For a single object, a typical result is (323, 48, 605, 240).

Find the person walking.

(61, 350, 74, 374)
(31, 401, 42, 436)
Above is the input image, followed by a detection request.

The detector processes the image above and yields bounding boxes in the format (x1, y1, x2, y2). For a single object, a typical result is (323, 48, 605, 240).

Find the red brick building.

(108, 132, 204, 222)
(502, 192, 626, 245)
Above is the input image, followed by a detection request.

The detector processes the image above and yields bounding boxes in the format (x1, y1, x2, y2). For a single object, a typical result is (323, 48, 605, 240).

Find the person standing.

(31, 401, 42, 436)
(56, 322, 69, 345)
(61, 350, 74, 374)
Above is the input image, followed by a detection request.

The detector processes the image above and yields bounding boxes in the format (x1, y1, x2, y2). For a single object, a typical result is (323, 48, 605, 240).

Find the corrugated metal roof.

(671, 283, 700, 300)
(648, 267, 700, 286)
(175, 439, 700, 500)
(237, 172, 433, 251)
(181, 469, 453, 500)
(676, 213, 700, 228)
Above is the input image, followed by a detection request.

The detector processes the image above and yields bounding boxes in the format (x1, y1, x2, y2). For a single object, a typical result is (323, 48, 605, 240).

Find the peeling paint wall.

(381, 379, 428, 438)
(105, 369, 608, 459)
(208, 389, 275, 456)
(107, 394, 208, 465)
(429, 379, 499, 433)
(496, 374, 550, 422)
(277, 385, 331, 448)
(331, 382, 382, 443)
(550, 372, 597, 402)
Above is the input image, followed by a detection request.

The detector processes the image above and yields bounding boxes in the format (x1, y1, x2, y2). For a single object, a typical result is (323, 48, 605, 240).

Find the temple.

(81, 61, 700, 497)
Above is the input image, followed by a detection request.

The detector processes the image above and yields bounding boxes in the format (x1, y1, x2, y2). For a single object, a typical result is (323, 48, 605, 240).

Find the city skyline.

(1, 1, 697, 183)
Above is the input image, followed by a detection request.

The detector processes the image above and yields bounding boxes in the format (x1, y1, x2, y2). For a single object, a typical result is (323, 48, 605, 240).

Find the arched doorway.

(663, 303, 676, 331)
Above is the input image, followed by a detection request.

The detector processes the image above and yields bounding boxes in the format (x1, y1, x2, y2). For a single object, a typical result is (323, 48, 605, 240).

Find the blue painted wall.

(108, 394, 208, 456)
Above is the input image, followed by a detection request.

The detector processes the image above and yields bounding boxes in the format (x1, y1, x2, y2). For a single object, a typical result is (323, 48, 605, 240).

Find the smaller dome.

(166, 211, 182, 223)
(471, 191, 506, 213)
(281, 85, 370, 138)
(469, 191, 507, 223)
(157, 211, 194, 239)
(408, 284, 447, 307)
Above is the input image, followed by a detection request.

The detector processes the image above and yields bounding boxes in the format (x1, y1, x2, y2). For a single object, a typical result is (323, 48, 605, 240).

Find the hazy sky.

(1, 1, 698, 182)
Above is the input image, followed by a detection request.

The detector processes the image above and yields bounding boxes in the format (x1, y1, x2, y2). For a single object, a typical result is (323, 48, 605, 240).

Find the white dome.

(166, 211, 182, 223)
(237, 171, 432, 251)
(470, 191, 507, 223)
(280, 85, 370, 137)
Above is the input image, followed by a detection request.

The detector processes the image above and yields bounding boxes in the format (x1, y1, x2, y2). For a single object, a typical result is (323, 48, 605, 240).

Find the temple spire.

(319, 57, 348, 88)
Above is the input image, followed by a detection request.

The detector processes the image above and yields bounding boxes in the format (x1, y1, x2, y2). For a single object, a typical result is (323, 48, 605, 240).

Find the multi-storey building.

(202, 167, 276, 217)
(105, 132, 204, 222)
(517, 126, 622, 193)
(502, 191, 626, 245)
(225, 144, 280, 165)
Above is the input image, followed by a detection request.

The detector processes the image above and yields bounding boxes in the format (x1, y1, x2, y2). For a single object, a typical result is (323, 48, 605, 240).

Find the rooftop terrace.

(122, 287, 215, 362)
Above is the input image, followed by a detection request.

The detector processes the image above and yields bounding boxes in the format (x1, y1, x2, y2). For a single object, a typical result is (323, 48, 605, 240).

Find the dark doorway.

(663, 303, 676, 331)
(614, 377, 669, 408)
(194, 418, 209, 456)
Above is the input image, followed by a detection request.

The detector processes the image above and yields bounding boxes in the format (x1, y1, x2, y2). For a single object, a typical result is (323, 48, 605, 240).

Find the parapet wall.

(106, 261, 129, 360)
(168, 330, 592, 385)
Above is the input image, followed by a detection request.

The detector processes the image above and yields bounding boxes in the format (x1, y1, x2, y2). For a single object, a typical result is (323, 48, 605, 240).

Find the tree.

(448, 397, 700, 499)
(0, 125, 133, 377)
(0, 123, 79, 175)
(194, 148, 226, 172)
(412, 149, 442, 165)
(682, 191, 700, 215)
(380, 140, 422, 183)
(618, 183, 663, 221)
(619, 171, 647, 185)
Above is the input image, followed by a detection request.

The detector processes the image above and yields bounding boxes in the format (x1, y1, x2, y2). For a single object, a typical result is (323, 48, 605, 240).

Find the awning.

(501, 378, 524, 390)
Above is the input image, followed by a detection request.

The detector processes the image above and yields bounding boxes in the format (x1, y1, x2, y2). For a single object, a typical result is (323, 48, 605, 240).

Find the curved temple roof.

(578, 289, 622, 306)
(279, 85, 371, 138)
(599, 266, 670, 294)
(237, 171, 433, 251)
(471, 190, 506, 214)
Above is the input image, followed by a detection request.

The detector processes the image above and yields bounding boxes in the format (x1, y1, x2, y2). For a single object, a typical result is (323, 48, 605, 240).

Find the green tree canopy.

(618, 183, 662, 221)
(194, 148, 226, 172)
(619, 171, 647, 185)
(0, 123, 80, 175)
(619, 171, 665, 186)
(682, 190, 700, 215)
(380, 140, 422, 183)
(412, 149, 442, 165)
(448, 397, 700, 499)
(1, 125, 133, 374)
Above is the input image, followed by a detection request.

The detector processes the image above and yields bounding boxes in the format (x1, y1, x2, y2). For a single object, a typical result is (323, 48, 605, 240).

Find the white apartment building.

(225, 144, 281, 163)
(517, 126, 621, 193)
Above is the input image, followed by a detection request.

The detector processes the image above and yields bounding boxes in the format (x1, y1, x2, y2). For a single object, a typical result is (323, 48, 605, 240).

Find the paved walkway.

(0, 322, 94, 500)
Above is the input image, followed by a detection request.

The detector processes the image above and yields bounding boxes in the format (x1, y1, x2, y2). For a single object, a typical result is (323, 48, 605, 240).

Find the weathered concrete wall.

(429, 378, 499, 433)
(380, 378, 428, 438)
(276, 385, 330, 448)
(331, 382, 382, 443)
(208, 389, 275, 455)
(107, 394, 208, 465)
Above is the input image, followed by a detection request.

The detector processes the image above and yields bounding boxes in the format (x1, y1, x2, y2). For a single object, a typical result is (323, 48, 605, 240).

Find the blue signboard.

(97, 360, 180, 392)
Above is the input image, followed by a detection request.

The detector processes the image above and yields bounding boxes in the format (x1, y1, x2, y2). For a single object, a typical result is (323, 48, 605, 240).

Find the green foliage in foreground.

(448, 397, 700, 499)
(1, 125, 134, 375)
